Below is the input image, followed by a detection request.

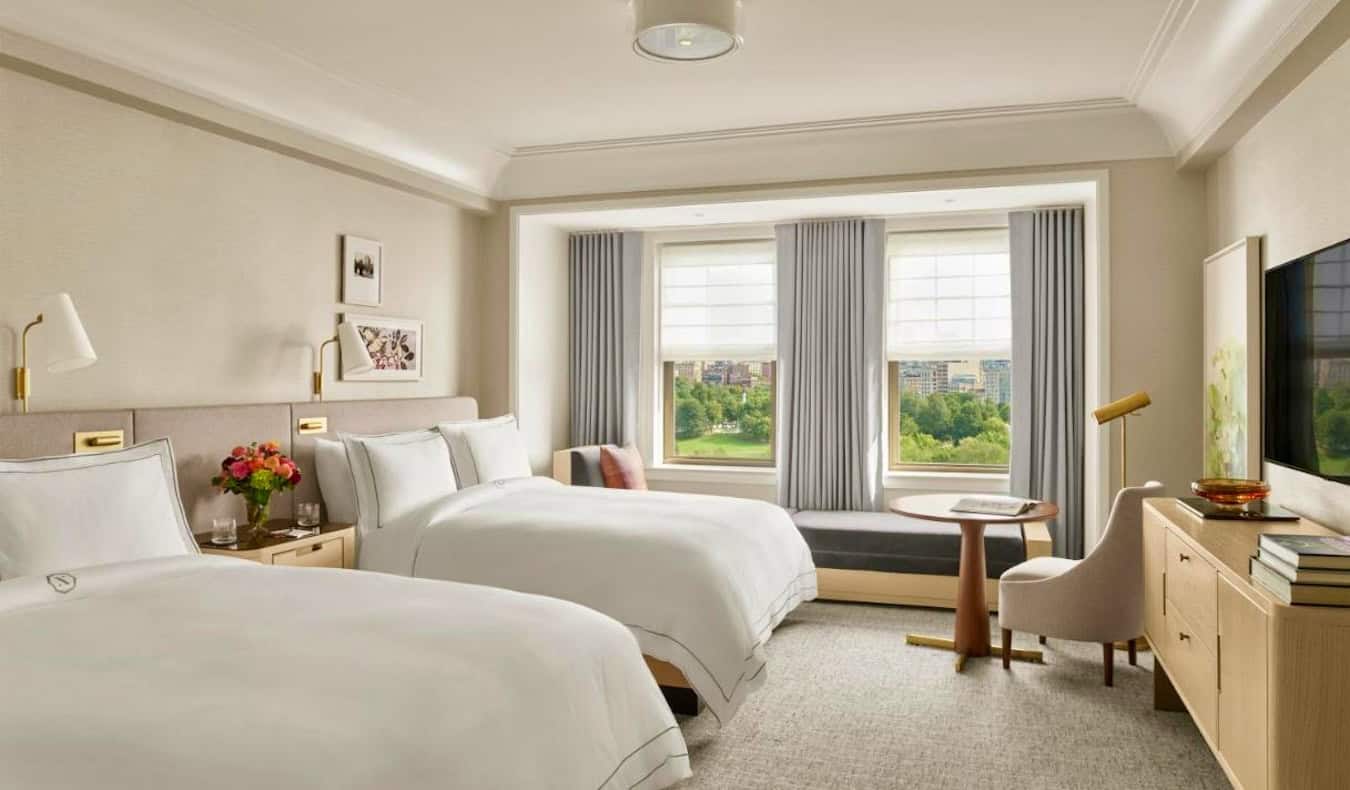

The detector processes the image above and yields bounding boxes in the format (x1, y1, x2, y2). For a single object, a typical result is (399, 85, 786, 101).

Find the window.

(887, 229, 1012, 472)
(659, 240, 776, 466)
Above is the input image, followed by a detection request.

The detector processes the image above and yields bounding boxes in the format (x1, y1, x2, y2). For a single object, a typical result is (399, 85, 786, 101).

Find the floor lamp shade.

(338, 321, 375, 377)
(39, 293, 97, 372)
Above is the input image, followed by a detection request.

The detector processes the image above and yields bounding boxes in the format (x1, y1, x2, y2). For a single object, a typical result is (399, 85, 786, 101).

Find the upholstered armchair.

(998, 481, 1165, 686)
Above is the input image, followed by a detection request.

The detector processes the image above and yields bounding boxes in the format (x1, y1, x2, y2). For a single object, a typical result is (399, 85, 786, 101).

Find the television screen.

(1265, 237, 1350, 481)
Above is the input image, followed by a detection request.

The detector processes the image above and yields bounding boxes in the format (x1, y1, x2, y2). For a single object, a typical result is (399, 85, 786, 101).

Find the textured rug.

(675, 601, 1228, 789)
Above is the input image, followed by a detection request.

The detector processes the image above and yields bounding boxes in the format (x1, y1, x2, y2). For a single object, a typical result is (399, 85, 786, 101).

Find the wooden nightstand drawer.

(1166, 529, 1217, 653)
(272, 536, 344, 568)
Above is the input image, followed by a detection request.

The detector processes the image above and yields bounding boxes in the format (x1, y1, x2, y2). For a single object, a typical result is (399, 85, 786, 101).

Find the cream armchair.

(998, 481, 1164, 686)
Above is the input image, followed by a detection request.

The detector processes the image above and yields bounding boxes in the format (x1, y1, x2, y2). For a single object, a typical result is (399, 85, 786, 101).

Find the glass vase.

(245, 498, 272, 541)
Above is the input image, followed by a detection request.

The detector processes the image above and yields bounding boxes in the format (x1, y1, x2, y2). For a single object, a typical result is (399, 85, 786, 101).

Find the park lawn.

(674, 432, 772, 461)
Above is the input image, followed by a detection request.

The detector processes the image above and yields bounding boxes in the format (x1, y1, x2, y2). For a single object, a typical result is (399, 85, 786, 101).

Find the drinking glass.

(296, 502, 321, 528)
(210, 517, 237, 546)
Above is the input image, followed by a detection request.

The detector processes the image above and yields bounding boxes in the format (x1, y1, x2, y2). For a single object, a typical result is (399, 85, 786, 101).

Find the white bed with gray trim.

(0, 439, 691, 790)
(334, 421, 817, 724)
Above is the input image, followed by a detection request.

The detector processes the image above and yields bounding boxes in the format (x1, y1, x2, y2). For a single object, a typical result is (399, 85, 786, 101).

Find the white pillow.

(0, 439, 197, 580)
(313, 438, 358, 525)
(339, 430, 457, 534)
(437, 415, 528, 487)
(463, 420, 532, 482)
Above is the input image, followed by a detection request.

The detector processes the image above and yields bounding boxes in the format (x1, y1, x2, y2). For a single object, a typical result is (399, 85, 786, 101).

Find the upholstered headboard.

(0, 396, 479, 532)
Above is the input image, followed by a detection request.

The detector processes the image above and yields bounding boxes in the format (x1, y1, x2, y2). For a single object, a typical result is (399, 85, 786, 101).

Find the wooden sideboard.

(1143, 498, 1350, 790)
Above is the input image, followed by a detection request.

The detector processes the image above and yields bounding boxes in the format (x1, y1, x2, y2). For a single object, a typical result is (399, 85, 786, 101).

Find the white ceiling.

(0, 0, 1338, 199)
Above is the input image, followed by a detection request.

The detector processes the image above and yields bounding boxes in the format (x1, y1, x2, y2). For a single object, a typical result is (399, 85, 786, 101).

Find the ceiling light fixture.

(633, 0, 742, 63)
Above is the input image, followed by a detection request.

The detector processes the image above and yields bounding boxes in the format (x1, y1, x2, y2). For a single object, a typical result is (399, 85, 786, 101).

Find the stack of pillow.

(312, 415, 532, 533)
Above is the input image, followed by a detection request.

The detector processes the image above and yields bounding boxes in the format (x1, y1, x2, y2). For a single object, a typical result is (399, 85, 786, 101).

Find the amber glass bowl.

(1191, 478, 1271, 507)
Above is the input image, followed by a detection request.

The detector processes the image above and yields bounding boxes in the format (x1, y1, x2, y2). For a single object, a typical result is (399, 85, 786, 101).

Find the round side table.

(889, 494, 1059, 672)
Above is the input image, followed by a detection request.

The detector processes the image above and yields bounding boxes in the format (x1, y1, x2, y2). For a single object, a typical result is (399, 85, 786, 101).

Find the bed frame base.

(645, 656, 703, 716)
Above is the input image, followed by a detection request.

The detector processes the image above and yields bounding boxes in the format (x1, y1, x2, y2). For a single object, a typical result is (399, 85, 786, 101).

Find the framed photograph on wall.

(341, 235, 383, 307)
(1203, 236, 1262, 478)
(341, 313, 423, 381)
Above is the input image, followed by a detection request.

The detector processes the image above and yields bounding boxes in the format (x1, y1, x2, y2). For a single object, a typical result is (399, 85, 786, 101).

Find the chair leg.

(1103, 643, 1114, 687)
(1038, 635, 1047, 645)
(1002, 629, 1012, 669)
(1128, 638, 1137, 666)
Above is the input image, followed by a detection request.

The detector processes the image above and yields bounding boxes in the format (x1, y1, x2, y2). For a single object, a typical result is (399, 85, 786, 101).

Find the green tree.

(1317, 408, 1350, 456)
(676, 397, 709, 440)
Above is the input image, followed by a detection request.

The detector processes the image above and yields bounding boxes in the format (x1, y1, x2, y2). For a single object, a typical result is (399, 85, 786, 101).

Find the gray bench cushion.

(565, 447, 605, 487)
(793, 510, 1027, 579)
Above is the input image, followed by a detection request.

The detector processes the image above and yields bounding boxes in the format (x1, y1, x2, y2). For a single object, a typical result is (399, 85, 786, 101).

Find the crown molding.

(510, 97, 1137, 157)
(1125, 0, 1197, 101)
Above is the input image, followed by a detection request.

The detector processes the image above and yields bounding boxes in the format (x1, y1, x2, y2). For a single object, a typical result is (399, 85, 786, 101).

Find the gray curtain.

(776, 219, 886, 511)
(1010, 208, 1086, 558)
(569, 231, 641, 447)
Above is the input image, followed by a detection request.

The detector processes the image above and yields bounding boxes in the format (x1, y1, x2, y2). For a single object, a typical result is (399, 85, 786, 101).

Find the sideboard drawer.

(1163, 602, 1218, 741)
(1166, 530, 1217, 653)
(272, 536, 345, 569)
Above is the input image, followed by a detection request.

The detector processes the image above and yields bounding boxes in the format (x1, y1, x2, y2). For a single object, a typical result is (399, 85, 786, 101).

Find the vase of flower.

(211, 441, 302, 542)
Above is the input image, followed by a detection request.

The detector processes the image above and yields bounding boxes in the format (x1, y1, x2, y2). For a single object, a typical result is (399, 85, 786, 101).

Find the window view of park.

(669, 361, 774, 462)
(894, 360, 1012, 468)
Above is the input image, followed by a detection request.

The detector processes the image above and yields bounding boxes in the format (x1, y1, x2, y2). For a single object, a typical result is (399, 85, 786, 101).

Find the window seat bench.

(793, 510, 1053, 611)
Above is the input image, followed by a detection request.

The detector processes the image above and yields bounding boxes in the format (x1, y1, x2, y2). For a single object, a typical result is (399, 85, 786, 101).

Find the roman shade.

(660, 239, 776, 361)
(886, 229, 1011, 361)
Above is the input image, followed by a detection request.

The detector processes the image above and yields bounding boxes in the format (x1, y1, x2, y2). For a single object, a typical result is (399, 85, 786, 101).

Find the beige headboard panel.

(0, 410, 134, 459)
(135, 403, 293, 533)
(289, 396, 478, 511)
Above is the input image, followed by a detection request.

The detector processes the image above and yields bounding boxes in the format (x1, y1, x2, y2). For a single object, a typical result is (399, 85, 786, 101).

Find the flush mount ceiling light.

(633, 0, 742, 62)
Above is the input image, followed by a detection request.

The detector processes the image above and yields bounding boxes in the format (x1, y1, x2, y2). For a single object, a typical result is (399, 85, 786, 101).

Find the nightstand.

(198, 521, 356, 569)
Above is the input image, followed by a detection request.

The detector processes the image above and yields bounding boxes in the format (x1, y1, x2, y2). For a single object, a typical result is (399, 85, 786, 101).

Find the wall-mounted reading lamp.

(313, 322, 374, 401)
(13, 293, 97, 414)
(1093, 390, 1151, 491)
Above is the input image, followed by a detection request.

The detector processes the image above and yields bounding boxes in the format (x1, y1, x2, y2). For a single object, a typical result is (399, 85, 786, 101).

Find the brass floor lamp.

(1093, 391, 1151, 490)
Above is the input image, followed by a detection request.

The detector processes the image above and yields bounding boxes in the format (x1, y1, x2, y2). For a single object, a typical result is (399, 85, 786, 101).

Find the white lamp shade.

(39, 293, 96, 373)
(633, 0, 742, 62)
(337, 321, 375, 377)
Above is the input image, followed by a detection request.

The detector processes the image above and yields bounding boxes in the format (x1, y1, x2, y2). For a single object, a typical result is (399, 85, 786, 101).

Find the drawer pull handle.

(1178, 631, 1191, 642)
(1178, 553, 1191, 562)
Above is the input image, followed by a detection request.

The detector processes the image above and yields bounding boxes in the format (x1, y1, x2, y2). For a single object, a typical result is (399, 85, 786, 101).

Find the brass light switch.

(74, 430, 125, 454)
(297, 417, 329, 435)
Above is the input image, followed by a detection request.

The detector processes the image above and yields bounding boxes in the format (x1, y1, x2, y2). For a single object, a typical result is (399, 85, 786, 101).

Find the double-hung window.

(659, 240, 777, 466)
(886, 228, 1012, 472)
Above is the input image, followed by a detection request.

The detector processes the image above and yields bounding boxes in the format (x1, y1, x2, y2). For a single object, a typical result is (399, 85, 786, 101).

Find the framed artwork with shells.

(341, 313, 423, 381)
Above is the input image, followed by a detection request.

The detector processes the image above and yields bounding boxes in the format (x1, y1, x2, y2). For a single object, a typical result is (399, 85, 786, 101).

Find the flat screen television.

(1265, 236, 1350, 482)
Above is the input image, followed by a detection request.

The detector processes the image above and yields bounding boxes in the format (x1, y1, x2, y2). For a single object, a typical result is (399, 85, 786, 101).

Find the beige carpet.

(676, 601, 1228, 789)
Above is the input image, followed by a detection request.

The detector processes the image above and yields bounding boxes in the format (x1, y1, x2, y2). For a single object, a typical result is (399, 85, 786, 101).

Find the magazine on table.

(950, 496, 1037, 517)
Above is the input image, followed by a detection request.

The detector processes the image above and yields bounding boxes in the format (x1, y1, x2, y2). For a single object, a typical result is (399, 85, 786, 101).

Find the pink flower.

(229, 461, 251, 480)
(289, 470, 302, 486)
(230, 446, 247, 458)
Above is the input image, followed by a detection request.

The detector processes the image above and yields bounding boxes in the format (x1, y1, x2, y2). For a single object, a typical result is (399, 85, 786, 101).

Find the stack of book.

(1251, 534, 1350, 605)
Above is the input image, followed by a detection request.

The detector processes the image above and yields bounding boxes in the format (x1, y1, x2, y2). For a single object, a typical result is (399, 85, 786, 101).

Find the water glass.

(296, 502, 321, 528)
(210, 517, 237, 546)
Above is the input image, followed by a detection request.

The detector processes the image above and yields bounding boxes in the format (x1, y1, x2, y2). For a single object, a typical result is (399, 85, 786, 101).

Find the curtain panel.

(569, 231, 642, 448)
(1010, 208, 1086, 558)
(776, 219, 886, 511)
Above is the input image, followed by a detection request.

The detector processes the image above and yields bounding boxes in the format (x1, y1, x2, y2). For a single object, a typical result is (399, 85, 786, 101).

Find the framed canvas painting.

(341, 313, 423, 381)
(342, 235, 382, 307)
(1203, 237, 1261, 478)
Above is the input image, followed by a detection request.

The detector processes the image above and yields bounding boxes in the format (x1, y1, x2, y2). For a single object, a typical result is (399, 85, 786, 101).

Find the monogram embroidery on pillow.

(47, 572, 77, 594)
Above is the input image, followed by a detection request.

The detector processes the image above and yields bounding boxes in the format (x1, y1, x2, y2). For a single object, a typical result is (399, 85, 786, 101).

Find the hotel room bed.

(353, 476, 818, 724)
(0, 555, 691, 790)
(0, 436, 691, 790)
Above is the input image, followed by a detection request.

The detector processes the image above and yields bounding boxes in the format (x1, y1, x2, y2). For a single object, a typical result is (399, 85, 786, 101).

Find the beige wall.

(0, 65, 487, 415)
(486, 158, 1208, 508)
(1207, 39, 1350, 531)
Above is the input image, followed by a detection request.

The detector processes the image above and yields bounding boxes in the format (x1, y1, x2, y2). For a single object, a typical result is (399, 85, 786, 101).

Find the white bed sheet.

(0, 555, 690, 790)
(361, 478, 818, 723)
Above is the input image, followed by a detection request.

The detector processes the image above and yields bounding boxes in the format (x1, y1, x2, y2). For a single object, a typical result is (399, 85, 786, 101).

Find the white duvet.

(0, 555, 690, 790)
(360, 478, 818, 723)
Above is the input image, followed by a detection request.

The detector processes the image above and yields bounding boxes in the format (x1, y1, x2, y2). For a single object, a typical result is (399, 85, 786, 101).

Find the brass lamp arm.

(20, 314, 43, 369)
(314, 334, 339, 400)
(14, 314, 44, 413)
